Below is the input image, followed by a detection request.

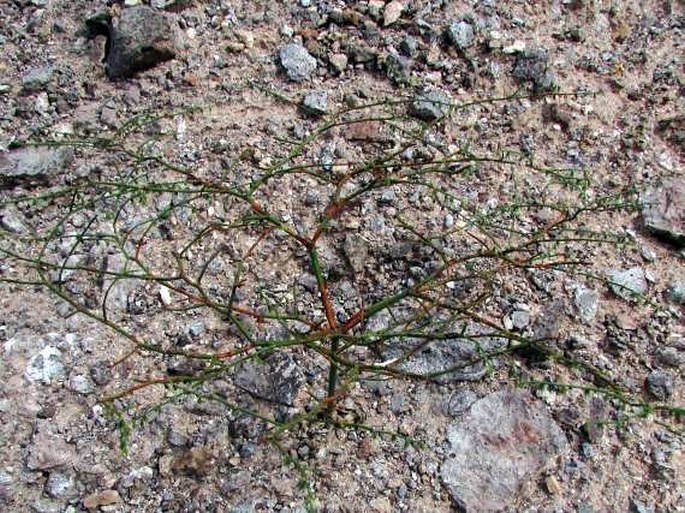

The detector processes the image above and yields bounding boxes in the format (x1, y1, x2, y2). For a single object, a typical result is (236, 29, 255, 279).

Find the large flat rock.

(0, 146, 73, 187)
(441, 389, 567, 512)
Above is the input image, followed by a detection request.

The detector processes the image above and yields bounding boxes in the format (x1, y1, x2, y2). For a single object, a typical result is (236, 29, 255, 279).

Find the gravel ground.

(0, 1, 683, 512)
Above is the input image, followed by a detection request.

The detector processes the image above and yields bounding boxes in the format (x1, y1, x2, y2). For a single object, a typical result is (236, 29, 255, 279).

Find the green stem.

(326, 336, 340, 412)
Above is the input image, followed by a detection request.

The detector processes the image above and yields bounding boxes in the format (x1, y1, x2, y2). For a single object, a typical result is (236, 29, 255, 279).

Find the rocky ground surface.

(0, 1, 683, 512)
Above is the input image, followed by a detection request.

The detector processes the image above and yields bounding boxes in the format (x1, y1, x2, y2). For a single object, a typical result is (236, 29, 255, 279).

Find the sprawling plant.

(2, 88, 678, 450)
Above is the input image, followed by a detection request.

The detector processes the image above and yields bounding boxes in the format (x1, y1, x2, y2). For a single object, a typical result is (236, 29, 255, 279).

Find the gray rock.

(344, 42, 377, 64)
(26, 425, 77, 470)
(302, 90, 329, 115)
(639, 246, 656, 262)
(151, 0, 192, 8)
(645, 370, 674, 400)
(188, 320, 205, 338)
(29, 499, 62, 513)
(384, 51, 411, 85)
(409, 90, 451, 121)
(380, 189, 396, 204)
(657, 346, 684, 368)
(105, 6, 179, 79)
(574, 287, 599, 323)
(630, 499, 654, 513)
(279, 43, 317, 82)
(668, 279, 684, 304)
(641, 178, 684, 247)
(380, 324, 506, 383)
(68, 373, 94, 394)
(328, 53, 348, 74)
(445, 389, 478, 416)
(512, 49, 555, 91)
(446, 20, 475, 50)
(441, 390, 567, 512)
(0, 471, 12, 486)
(45, 471, 76, 499)
(0, 147, 73, 187)
(25, 346, 67, 385)
(0, 205, 27, 233)
(400, 36, 419, 57)
(21, 65, 54, 91)
(234, 353, 304, 406)
(319, 142, 335, 172)
(48, 254, 84, 283)
(607, 267, 647, 300)
(509, 309, 530, 330)
(90, 361, 113, 386)
(343, 233, 368, 274)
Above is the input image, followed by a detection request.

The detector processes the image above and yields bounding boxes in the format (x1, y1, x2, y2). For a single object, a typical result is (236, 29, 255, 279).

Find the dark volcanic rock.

(512, 49, 555, 92)
(409, 90, 451, 121)
(234, 353, 304, 406)
(0, 146, 73, 187)
(441, 390, 567, 511)
(641, 178, 684, 247)
(105, 6, 179, 79)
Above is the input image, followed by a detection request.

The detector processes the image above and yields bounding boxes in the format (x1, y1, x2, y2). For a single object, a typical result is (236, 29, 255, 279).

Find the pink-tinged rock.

(441, 390, 567, 512)
(383, 1, 405, 27)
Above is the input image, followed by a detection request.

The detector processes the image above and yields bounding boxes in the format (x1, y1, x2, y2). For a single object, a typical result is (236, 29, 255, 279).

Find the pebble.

(668, 279, 684, 304)
(607, 267, 647, 300)
(409, 90, 451, 121)
(328, 52, 348, 74)
(574, 287, 599, 323)
(380, 190, 396, 204)
(234, 353, 304, 406)
(645, 370, 674, 400)
(383, 0, 405, 27)
(82, 490, 121, 510)
(629, 499, 654, 513)
(21, 65, 53, 91)
(68, 373, 94, 394)
(188, 320, 205, 338)
(580, 442, 595, 459)
(44, 471, 75, 499)
(384, 51, 411, 85)
(445, 20, 475, 50)
(657, 344, 684, 368)
(302, 90, 329, 115)
(512, 49, 555, 91)
(510, 309, 531, 330)
(639, 246, 656, 262)
(544, 475, 562, 495)
(89, 361, 112, 386)
(25, 346, 67, 384)
(0, 205, 27, 233)
(279, 43, 317, 82)
(399, 36, 419, 58)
